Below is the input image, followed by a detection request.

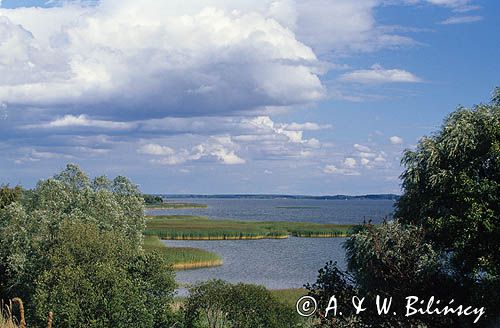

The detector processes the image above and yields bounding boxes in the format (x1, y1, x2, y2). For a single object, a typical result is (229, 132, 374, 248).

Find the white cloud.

(0, 1, 325, 119)
(138, 144, 175, 156)
(146, 136, 245, 166)
(343, 157, 357, 169)
(25, 114, 133, 130)
(279, 122, 331, 131)
(340, 64, 422, 84)
(354, 143, 371, 152)
(323, 164, 360, 176)
(360, 158, 371, 167)
(389, 135, 404, 145)
(439, 15, 483, 25)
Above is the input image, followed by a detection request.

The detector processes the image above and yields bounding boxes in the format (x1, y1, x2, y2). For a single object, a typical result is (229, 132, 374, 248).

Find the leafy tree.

(0, 184, 22, 209)
(394, 89, 500, 320)
(143, 194, 164, 205)
(0, 164, 177, 327)
(309, 88, 500, 327)
(308, 222, 454, 327)
(32, 220, 176, 328)
(184, 280, 300, 328)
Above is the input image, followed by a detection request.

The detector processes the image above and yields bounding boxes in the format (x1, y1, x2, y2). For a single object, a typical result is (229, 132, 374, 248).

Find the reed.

(143, 235, 222, 270)
(11, 299, 24, 328)
(145, 215, 354, 240)
(1, 301, 18, 328)
(1, 299, 52, 328)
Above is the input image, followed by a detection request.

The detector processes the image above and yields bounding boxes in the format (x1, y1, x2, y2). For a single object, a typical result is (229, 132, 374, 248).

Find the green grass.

(143, 235, 222, 270)
(270, 288, 309, 308)
(146, 202, 208, 209)
(145, 215, 355, 240)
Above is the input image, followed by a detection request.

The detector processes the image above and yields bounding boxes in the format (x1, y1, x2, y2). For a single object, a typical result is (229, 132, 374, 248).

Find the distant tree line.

(143, 193, 164, 205)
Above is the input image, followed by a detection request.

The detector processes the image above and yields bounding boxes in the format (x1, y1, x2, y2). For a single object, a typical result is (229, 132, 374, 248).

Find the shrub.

(184, 280, 300, 328)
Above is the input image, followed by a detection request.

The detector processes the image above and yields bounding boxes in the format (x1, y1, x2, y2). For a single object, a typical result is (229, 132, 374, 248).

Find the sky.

(0, 0, 498, 195)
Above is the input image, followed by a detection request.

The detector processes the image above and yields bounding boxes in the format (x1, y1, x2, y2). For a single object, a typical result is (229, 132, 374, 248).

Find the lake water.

(152, 198, 395, 292)
(148, 198, 395, 225)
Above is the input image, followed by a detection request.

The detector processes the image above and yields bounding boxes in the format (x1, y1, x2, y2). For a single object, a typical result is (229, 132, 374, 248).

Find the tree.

(307, 222, 454, 327)
(394, 90, 499, 320)
(32, 220, 176, 328)
(0, 184, 22, 209)
(0, 164, 177, 327)
(308, 88, 500, 327)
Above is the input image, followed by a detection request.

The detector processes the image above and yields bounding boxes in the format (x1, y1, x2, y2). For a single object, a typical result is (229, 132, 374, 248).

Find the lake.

(152, 198, 395, 292)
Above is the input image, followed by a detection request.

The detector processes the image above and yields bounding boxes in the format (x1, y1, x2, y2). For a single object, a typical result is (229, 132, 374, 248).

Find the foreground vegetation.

(306, 88, 500, 327)
(145, 215, 354, 240)
(184, 280, 304, 328)
(0, 165, 179, 327)
(144, 235, 222, 270)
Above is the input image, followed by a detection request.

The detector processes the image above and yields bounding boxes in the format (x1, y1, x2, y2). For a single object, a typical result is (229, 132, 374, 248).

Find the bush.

(184, 280, 300, 328)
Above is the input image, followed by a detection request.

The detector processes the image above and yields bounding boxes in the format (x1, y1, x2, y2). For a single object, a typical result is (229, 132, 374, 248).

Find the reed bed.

(143, 235, 222, 270)
(145, 215, 354, 240)
(1, 298, 52, 328)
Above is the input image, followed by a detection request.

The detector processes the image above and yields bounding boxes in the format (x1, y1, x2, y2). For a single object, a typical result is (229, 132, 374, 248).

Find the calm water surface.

(151, 198, 395, 291)
(149, 198, 395, 224)
(167, 237, 345, 294)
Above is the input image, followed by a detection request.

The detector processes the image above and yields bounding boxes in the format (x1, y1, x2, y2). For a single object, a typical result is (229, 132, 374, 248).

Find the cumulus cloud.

(138, 144, 175, 156)
(343, 157, 357, 169)
(340, 64, 422, 84)
(279, 122, 331, 131)
(323, 164, 360, 176)
(25, 114, 133, 130)
(0, 1, 327, 120)
(143, 136, 245, 166)
(389, 135, 404, 144)
(354, 143, 371, 152)
(439, 15, 482, 25)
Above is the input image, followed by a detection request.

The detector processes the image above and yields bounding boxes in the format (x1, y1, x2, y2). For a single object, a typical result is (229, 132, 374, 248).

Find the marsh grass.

(143, 235, 222, 270)
(1, 301, 19, 328)
(270, 288, 308, 308)
(145, 215, 354, 240)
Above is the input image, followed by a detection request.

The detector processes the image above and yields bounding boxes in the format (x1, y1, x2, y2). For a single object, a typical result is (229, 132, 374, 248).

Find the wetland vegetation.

(145, 215, 354, 240)
(143, 235, 222, 270)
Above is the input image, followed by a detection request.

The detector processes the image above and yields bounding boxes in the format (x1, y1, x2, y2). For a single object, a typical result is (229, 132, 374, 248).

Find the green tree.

(0, 164, 177, 327)
(394, 90, 499, 319)
(308, 222, 454, 327)
(0, 184, 22, 209)
(32, 220, 176, 328)
(308, 88, 499, 327)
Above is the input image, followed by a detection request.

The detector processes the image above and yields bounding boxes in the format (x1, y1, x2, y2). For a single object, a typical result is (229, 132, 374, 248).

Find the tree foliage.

(0, 164, 177, 327)
(394, 90, 500, 320)
(0, 185, 23, 209)
(309, 88, 500, 327)
(184, 279, 300, 328)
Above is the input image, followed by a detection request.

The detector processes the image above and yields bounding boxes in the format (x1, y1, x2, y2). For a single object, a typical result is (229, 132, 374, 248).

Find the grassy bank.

(270, 288, 309, 308)
(145, 215, 354, 240)
(143, 235, 222, 270)
(146, 202, 208, 210)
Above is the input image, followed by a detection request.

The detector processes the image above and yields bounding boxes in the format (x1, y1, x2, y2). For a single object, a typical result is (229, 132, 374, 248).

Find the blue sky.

(0, 0, 498, 195)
